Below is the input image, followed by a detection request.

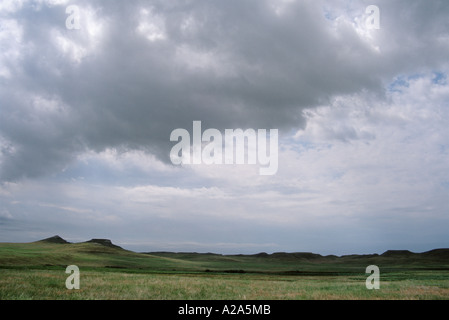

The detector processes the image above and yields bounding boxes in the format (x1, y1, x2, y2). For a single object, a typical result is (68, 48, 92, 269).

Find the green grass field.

(1, 238, 448, 300)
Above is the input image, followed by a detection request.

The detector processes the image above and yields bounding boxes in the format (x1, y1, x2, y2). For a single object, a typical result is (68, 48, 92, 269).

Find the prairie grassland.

(1, 269, 449, 300)
(1, 241, 449, 300)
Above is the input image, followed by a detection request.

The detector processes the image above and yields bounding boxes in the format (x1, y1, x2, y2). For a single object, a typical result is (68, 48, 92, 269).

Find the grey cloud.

(1, 0, 449, 181)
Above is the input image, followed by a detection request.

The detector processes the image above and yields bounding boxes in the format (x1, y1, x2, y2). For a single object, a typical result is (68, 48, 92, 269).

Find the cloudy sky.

(1, 0, 448, 255)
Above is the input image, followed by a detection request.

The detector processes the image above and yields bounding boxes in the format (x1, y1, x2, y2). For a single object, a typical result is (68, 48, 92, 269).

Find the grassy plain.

(0, 239, 448, 300)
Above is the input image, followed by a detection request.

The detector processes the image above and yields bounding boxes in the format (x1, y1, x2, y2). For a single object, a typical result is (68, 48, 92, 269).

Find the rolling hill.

(0, 236, 448, 274)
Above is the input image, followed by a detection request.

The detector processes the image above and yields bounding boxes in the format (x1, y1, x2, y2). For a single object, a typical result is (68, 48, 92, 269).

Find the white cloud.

(136, 7, 166, 42)
(53, 5, 106, 64)
(0, 18, 24, 78)
(0, 0, 26, 13)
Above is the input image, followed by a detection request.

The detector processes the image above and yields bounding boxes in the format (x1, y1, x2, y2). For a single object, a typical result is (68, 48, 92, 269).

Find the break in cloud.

(0, 0, 448, 254)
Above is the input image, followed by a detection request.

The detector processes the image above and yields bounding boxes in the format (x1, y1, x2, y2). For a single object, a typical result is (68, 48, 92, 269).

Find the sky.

(0, 0, 448, 255)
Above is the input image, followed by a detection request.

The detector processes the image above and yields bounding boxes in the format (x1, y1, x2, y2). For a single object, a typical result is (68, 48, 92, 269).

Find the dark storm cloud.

(1, 0, 449, 181)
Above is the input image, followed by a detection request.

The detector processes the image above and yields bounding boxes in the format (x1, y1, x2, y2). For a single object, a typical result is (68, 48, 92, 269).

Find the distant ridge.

(35, 236, 123, 250)
(421, 249, 449, 260)
(381, 250, 415, 258)
(272, 252, 323, 260)
(32, 236, 449, 260)
(84, 239, 123, 250)
(36, 235, 70, 244)
(147, 249, 449, 262)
